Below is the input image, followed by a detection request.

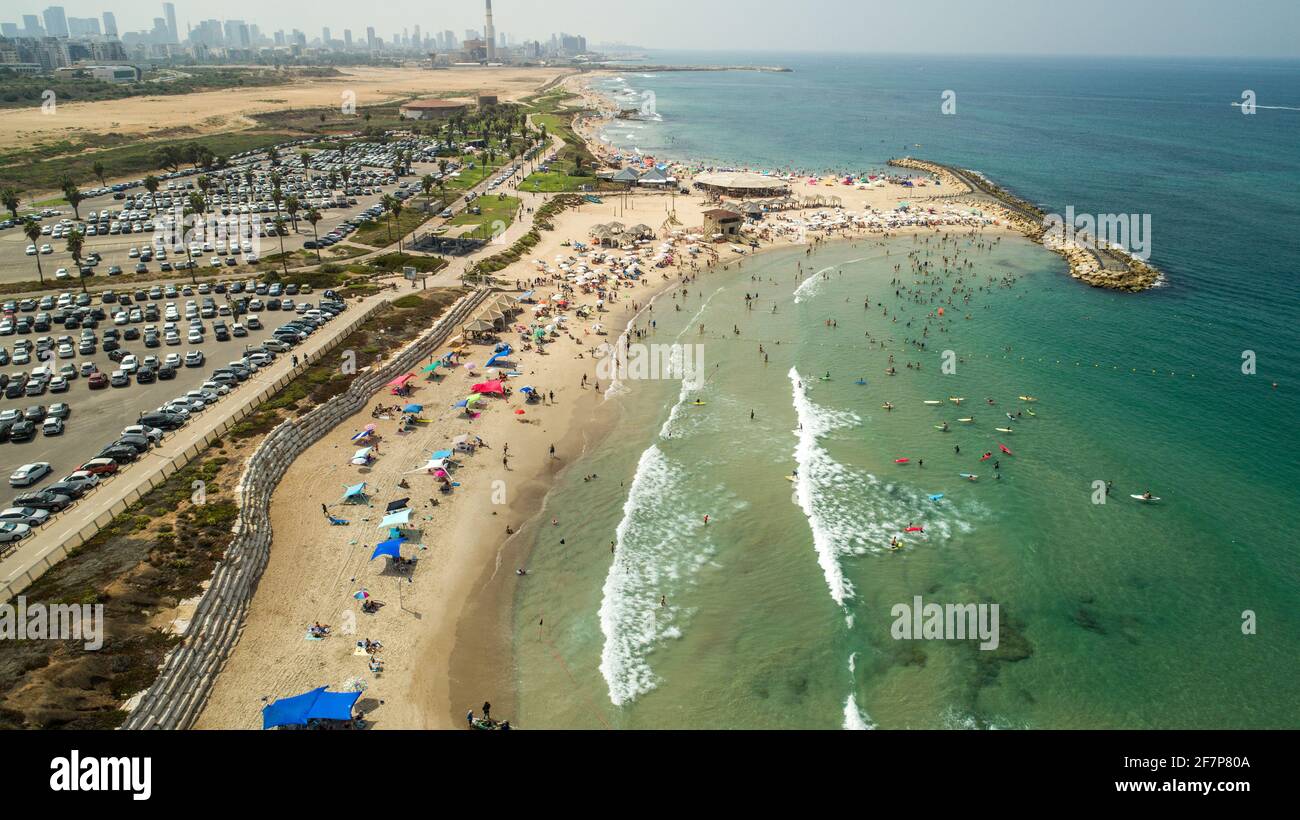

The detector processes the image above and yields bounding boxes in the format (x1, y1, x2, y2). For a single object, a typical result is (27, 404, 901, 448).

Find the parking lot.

(0, 134, 496, 288)
(0, 278, 349, 542)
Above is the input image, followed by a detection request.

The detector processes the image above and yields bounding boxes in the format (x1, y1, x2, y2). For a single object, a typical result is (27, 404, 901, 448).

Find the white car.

(120, 355, 139, 374)
(61, 471, 101, 489)
(121, 424, 164, 443)
(187, 329, 203, 344)
(0, 521, 31, 544)
(25, 244, 37, 256)
(201, 380, 231, 395)
(9, 462, 53, 487)
(0, 507, 50, 527)
(40, 244, 53, 254)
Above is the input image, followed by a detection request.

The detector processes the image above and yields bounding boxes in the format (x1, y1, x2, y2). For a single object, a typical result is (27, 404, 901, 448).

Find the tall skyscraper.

(322, 27, 331, 46)
(484, 0, 496, 60)
(163, 2, 178, 44)
(22, 15, 44, 37)
(366, 27, 376, 52)
(103, 12, 118, 37)
(344, 29, 353, 50)
(43, 6, 69, 38)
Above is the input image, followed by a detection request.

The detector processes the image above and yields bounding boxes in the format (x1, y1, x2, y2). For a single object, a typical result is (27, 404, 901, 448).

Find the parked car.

(9, 462, 53, 487)
(0, 521, 31, 544)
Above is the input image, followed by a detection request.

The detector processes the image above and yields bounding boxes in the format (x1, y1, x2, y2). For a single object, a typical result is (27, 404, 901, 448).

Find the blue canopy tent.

(403, 404, 423, 413)
(262, 687, 362, 729)
(486, 350, 512, 368)
(432, 449, 453, 460)
(371, 538, 406, 560)
(342, 482, 367, 503)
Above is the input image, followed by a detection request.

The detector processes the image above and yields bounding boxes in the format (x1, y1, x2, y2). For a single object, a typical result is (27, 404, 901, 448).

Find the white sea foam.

(843, 693, 875, 730)
(598, 446, 716, 706)
(788, 369, 976, 607)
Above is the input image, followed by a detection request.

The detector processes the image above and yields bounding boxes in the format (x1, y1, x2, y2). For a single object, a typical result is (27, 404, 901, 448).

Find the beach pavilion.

(694, 171, 791, 199)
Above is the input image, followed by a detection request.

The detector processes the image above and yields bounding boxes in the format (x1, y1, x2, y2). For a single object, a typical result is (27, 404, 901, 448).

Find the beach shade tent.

(422, 361, 442, 373)
(351, 427, 376, 442)
(262, 687, 362, 730)
(342, 482, 368, 503)
(471, 380, 506, 395)
(387, 374, 416, 388)
(465, 319, 495, 333)
(403, 404, 424, 413)
(410, 457, 448, 474)
(611, 167, 641, 185)
(386, 498, 410, 513)
(371, 538, 406, 561)
(378, 508, 412, 529)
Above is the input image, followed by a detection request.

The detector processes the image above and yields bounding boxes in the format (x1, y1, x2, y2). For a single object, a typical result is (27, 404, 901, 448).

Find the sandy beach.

(195, 73, 1022, 729)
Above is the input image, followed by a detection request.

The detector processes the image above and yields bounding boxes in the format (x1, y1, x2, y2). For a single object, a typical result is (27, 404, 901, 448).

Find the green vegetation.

(450, 195, 521, 239)
(520, 91, 609, 193)
(467, 194, 583, 280)
(351, 208, 436, 249)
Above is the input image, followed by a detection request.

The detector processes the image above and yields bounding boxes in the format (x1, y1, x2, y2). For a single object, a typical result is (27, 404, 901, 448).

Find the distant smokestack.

(485, 0, 496, 60)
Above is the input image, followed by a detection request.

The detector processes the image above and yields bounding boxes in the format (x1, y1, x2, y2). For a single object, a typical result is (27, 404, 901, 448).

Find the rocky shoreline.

(889, 158, 1162, 292)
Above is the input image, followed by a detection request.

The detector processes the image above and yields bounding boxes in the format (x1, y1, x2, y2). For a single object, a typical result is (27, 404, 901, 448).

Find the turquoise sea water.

(512, 55, 1300, 729)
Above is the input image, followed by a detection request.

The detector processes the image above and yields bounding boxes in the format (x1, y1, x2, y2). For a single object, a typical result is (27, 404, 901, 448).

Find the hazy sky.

(21, 0, 1300, 58)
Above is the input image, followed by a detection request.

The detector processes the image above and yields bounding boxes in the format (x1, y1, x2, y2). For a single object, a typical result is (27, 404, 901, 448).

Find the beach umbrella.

(514, 409, 526, 415)
(353, 589, 370, 600)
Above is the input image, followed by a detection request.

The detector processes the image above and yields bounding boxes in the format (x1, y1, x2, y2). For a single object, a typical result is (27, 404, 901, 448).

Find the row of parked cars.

(0, 296, 348, 546)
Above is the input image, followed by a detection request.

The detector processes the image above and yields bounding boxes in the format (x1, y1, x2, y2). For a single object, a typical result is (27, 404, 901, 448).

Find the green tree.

(285, 195, 300, 233)
(23, 220, 44, 285)
(61, 178, 84, 220)
(66, 231, 87, 293)
(93, 160, 106, 186)
(144, 175, 160, 196)
(305, 208, 323, 263)
(1, 187, 21, 222)
(273, 216, 290, 276)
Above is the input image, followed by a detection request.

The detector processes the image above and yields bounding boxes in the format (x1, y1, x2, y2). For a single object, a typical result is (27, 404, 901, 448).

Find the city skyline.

(3, 0, 1299, 58)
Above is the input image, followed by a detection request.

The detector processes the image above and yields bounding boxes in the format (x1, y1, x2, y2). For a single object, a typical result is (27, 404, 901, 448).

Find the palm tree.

(61, 178, 84, 220)
(391, 199, 404, 252)
(421, 174, 435, 210)
(66, 232, 86, 293)
(23, 220, 44, 285)
(379, 193, 397, 244)
(1, 187, 20, 222)
(285, 195, 300, 233)
(273, 216, 289, 276)
(305, 208, 322, 263)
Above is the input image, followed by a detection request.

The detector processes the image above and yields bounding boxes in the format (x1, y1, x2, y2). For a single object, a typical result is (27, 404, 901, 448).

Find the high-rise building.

(484, 0, 496, 60)
(224, 20, 250, 49)
(1, 23, 19, 38)
(67, 17, 101, 37)
(344, 29, 353, 50)
(163, 2, 178, 44)
(43, 6, 69, 38)
(22, 15, 44, 37)
(102, 12, 118, 37)
(366, 26, 376, 51)
(322, 27, 331, 46)
(413, 25, 421, 48)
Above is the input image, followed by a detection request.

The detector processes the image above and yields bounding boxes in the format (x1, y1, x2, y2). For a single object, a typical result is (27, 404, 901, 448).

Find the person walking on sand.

(549, 444, 556, 459)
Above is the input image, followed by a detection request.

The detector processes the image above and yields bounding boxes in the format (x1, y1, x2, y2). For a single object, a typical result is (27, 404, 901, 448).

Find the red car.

(88, 372, 109, 389)
(78, 458, 119, 476)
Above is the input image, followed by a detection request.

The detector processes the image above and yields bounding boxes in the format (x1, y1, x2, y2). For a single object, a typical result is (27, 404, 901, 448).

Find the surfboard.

(1019, 396, 1038, 402)
(934, 425, 951, 431)
(924, 400, 943, 406)
(995, 427, 1015, 433)
(905, 526, 925, 533)
(958, 418, 974, 423)
(1131, 494, 1162, 503)
(928, 494, 945, 501)
(786, 476, 798, 482)
(999, 444, 1014, 455)
(894, 458, 910, 464)
(881, 403, 895, 409)
(691, 401, 708, 406)
(855, 379, 868, 385)
(949, 397, 965, 404)
(960, 473, 979, 480)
